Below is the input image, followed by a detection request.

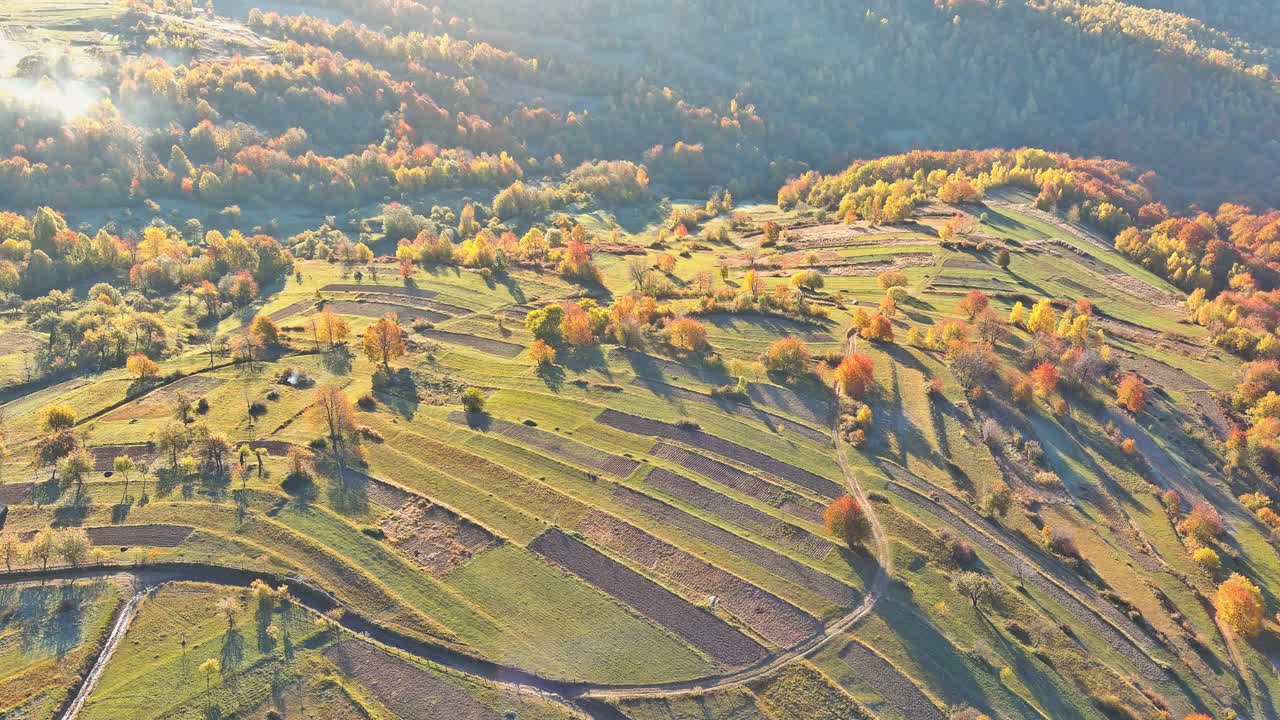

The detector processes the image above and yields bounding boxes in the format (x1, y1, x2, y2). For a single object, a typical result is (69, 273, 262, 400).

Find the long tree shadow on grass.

(325, 466, 368, 516)
(373, 368, 419, 419)
(7, 581, 102, 658)
(31, 476, 62, 507)
(536, 362, 565, 391)
(221, 626, 246, 685)
(979, 610, 1090, 720)
(870, 587, 1042, 719)
(321, 346, 354, 375)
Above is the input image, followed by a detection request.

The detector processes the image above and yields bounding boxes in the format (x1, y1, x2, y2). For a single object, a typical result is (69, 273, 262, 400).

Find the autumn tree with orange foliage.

(561, 303, 597, 347)
(126, 353, 160, 381)
(762, 337, 811, 376)
(1117, 374, 1147, 413)
(667, 317, 709, 352)
(1214, 573, 1265, 638)
(860, 314, 894, 342)
(824, 495, 871, 546)
(529, 339, 556, 367)
(1029, 362, 1059, 399)
(958, 290, 989, 321)
(834, 353, 875, 398)
(362, 313, 406, 371)
(1178, 502, 1225, 545)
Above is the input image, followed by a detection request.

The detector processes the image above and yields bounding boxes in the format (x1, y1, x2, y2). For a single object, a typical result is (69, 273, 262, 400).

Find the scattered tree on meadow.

(824, 495, 871, 546)
(1029, 362, 1059, 399)
(763, 337, 811, 376)
(957, 290, 989, 320)
(981, 482, 1013, 519)
(833, 353, 875, 398)
(56, 528, 90, 568)
(860, 314, 894, 342)
(1116, 374, 1147, 413)
(27, 528, 54, 571)
(529, 339, 556, 367)
(250, 315, 282, 347)
(1214, 573, 1265, 638)
(309, 385, 357, 483)
(462, 387, 486, 414)
(667, 317, 709, 352)
(126, 353, 160, 381)
(114, 455, 136, 502)
(952, 571, 997, 610)
(0, 532, 21, 572)
(362, 313, 406, 371)
(877, 270, 908, 290)
(310, 306, 350, 349)
(1178, 502, 1225, 545)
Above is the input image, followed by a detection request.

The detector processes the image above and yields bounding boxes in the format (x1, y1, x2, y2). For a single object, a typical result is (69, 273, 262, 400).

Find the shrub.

(1042, 526, 1080, 560)
(1240, 492, 1272, 511)
(1029, 471, 1061, 489)
(938, 529, 977, 566)
(1192, 547, 1221, 573)
(1117, 374, 1147, 413)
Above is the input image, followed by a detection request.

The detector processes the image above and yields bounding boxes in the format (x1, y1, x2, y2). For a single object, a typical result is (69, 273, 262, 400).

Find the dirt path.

(60, 588, 144, 720)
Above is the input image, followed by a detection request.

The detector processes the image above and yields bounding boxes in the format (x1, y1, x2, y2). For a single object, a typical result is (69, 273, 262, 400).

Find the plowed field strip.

(649, 443, 825, 525)
(448, 412, 639, 478)
(596, 409, 842, 499)
(612, 485, 858, 609)
(643, 468, 834, 561)
(529, 528, 768, 667)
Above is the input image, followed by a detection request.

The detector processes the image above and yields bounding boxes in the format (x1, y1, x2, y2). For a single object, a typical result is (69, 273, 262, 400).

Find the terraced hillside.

(1, 0, 1279, 718)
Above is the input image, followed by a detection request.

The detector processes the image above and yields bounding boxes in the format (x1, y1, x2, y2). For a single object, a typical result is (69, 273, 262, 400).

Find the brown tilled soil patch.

(382, 499, 499, 577)
(839, 640, 946, 720)
(322, 283, 439, 298)
(104, 375, 226, 421)
(324, 640, 500, 720)
(596, 409, 843, 499)
(745, 382, 829, 427)
(630, 377, 830, 446)
(785, 223, 922, 249)
(26, 524, 194, 547)
(89, 443, 156, 472)
(448, 412, 639, 477)
(650, 443, 825, 524)
(528, 528, 767, 666)
(324, 299, 450, 325)
(819, 255, 936, 276)
(0, 331, 44, 353)
(230, 300, 316, 333)
(577, 512, 818, 648)
(0, 483, 33, 505)
(643, 468, 834, 561)
(420, 329, 524, 357)
(612, 485, 857, 609)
